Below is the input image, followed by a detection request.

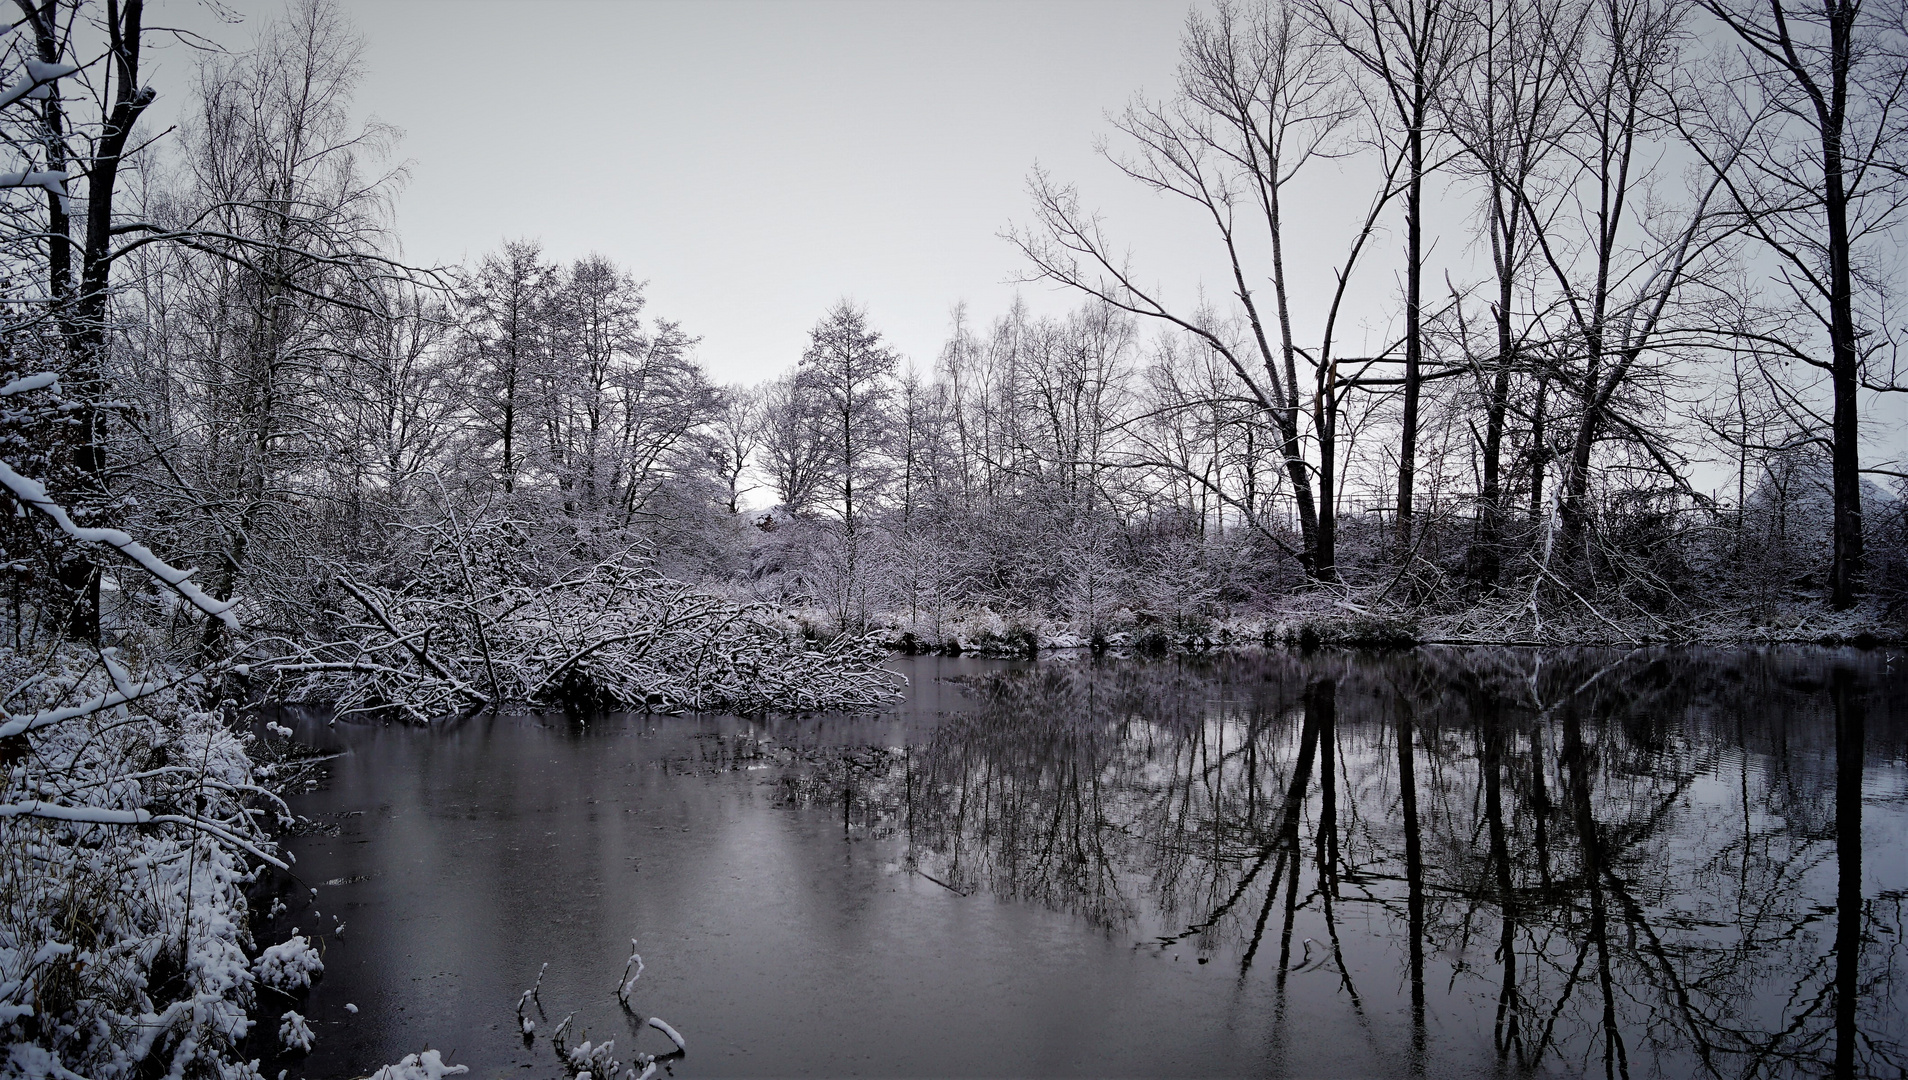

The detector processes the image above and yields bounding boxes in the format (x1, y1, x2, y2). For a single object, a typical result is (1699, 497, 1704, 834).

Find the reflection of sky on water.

(271, 648, 1906, 1079)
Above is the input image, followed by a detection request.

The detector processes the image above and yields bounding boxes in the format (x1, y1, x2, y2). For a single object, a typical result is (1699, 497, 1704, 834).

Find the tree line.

(4, 0, 1906, 652)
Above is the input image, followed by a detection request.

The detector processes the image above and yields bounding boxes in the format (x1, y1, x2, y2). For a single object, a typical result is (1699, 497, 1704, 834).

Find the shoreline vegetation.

(845, 599, 1905, 656)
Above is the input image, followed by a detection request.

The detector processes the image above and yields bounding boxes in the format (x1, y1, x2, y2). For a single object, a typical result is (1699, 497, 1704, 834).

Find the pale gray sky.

(138, 0, 1904, 479)
(151, 0, 1235, 383)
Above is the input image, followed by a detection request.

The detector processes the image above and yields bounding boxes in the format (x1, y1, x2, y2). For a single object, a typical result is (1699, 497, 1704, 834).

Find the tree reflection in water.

(877, 648, 1907, 1079)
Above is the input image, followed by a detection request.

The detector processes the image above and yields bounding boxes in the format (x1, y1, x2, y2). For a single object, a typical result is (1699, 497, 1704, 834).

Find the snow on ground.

(0, 644, 286, 1078)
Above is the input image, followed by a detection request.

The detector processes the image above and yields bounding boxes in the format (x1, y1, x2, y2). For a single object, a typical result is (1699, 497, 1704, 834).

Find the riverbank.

(820, 595, 1907, 656)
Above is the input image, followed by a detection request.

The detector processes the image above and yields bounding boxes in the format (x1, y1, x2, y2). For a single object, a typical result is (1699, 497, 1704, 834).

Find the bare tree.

(1009, 0, 1357, 579)
(155, 0, 399, 635)
(460, 240, 558, 496)
(1442, 0, 1580, 584)
(759, 372, 831, 515)
(3, 0, 156, 637)
(324, 276, 459, 528)
(1691, 0, 1908, 608)
(709, 382, 764, 515)
(606, 314, 713, 527)
(560, 254, 646, 510)
(1308, 0, 1476, 551)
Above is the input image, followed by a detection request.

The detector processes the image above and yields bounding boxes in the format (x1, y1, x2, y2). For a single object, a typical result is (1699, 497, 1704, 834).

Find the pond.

(264, 647, 1908, 1079)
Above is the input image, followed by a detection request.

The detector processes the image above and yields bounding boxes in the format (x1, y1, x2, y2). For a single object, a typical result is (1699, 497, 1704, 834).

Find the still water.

(267, 648, 1907, 1079)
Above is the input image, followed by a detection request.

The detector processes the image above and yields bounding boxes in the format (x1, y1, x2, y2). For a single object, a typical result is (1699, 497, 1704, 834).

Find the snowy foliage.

(367, 1049, 469, 1080)
(263, 512, 902, 720)
(254, 933, 322, 992)
(278, 1010, 313, 1052)
(0, 379, 294, 1076)
(0, 646, 280, 1079)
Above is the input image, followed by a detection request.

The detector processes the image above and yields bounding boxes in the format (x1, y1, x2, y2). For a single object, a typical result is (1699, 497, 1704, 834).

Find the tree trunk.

(32, 0, 153, 641)
(1397, 101, 1425, 554)
(1823, 15, 1863, 608)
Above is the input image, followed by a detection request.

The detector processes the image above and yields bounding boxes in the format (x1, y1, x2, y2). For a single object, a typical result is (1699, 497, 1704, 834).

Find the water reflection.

(813, 648, 1908, 1079)
(277, 648, 1905, 1078)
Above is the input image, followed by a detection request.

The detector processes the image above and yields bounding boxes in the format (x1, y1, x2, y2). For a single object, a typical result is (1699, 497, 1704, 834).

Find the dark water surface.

(268, 648, 1908, 1079)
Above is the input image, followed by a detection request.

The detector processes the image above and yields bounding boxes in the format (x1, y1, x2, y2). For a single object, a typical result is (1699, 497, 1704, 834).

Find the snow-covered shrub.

(0, 645, 282, 1079)
(0, 375, 296, 1077)
(368, 1049, 469, 1079)
(278, 1010, 314, 1052)
(265, 512, 903, 720)
(565, 1038, 620, 1077)
(255, 933, 323, 992)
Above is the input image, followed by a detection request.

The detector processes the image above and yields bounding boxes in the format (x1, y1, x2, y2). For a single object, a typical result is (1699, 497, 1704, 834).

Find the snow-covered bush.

(368, 1049, 469, 1080)
(0, 645, 282, 1078)
(264, 512, 903, 720)
(278, 1010, 314, 1053)
(255, 932, 323, 992)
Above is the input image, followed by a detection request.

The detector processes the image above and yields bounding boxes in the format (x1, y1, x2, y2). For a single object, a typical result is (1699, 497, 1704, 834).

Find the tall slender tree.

(1308, 0, 1475, 552)
(461, 240, 558, 496)
(1693, 0, 1908, 608)
(797, 300, 899, 626)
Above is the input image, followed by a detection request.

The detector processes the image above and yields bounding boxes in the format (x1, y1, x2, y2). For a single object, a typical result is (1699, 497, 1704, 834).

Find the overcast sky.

(136, 0, 1903, 476)
(149, 0, 1231, 384)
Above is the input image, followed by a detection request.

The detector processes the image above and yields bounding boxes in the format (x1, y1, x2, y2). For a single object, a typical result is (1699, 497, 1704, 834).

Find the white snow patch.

(0, 372, 57, 397)
(279, 1010, 314, 1053)
(367, 1050, 469, 1079)
(256, 933, 323, 991)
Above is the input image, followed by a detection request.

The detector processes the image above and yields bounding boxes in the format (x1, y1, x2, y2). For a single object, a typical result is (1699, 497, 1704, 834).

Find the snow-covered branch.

(0, 461, 240, 631)
(262, 516, 901, 719)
